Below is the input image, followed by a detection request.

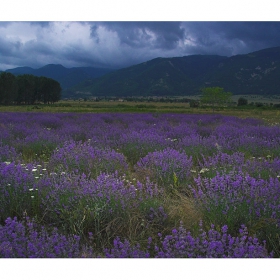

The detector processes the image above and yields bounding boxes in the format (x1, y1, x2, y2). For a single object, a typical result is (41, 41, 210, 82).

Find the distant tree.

(237, 97, 248, 106)
(255, 102, 264, 107)
(200, 87, 232, 112)
(190, 100, 200, 108)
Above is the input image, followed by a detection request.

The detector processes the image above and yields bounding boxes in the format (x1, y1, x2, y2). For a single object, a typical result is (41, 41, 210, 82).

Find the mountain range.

(2, 46, 280, 98)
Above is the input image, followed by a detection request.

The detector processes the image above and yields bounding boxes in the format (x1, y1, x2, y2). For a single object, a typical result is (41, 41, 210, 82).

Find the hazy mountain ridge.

(69, 46, 280, 97)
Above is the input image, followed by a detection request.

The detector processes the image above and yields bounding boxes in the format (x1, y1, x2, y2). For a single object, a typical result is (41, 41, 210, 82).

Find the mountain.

(4, 64, 115, 90)
(69, 46, 280, 97)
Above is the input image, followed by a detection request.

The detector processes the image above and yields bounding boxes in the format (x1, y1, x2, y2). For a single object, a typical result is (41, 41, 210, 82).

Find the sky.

(1, 1, 280, 71)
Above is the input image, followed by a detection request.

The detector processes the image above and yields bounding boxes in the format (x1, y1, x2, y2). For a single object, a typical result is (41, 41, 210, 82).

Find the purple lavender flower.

(0, 217, 92, 258)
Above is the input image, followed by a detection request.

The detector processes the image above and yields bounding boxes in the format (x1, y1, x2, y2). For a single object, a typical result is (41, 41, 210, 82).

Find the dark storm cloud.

(90, 22, 185, 49)
(1, 21, 280, 70)
(181, 22, 280, 56)
(0, 37, 23, 58)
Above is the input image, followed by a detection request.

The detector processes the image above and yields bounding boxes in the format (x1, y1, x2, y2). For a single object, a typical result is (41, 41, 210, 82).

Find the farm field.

(1, 111, 280, 258)
(1, 101, 280, 125)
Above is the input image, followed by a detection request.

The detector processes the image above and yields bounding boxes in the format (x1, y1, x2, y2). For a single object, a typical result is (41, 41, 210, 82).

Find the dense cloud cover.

(1, 21, 280, 71)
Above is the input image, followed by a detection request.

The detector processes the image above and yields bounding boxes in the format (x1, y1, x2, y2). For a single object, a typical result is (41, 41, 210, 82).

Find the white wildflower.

(199, 168, 209, 174)
(215, 143, 222, 151)
(31, 196, 34, 199)
(29, 188, 34, 191)
(32, 168, 37, 172)
(4, 161, 11, 165)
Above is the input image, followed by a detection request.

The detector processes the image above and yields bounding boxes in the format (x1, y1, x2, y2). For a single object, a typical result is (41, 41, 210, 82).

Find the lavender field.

(1, 112, 280, 258)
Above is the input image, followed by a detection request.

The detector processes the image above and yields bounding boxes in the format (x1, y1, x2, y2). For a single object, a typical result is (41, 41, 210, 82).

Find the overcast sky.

(1, 2, 280, 71)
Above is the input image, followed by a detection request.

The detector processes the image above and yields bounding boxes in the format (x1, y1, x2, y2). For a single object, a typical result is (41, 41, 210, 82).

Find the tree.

(0, 72, 18, 104)
(16, 75, 39, 104)
(200, 87, 232, 112)
(237, 97, 248, 106)
(38, 77, 61, 104)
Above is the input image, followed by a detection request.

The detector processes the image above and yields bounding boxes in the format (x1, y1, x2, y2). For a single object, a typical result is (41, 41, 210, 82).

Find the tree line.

(0, 72, 61, 105)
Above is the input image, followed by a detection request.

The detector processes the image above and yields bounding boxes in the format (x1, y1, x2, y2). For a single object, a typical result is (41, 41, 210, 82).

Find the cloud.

(90, 22, 185, 50)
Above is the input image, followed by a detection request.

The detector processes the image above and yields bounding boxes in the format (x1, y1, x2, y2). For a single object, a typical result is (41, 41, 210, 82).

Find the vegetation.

(0, 72, 61, 105)
(200, 87, 232, 111)
(1, 112, 280, 258)
(237, 97, 248, 106)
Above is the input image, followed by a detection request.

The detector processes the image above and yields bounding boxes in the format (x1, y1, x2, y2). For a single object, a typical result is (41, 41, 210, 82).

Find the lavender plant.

(0, 162, 39, 222)
(102, 222, 272, 258)
(47, 141, 128, 177)
(0, 217, 92, 258)
(37, 171, 164, 247)
(135, 148, 193, 192)
(191, 172, 280, 255)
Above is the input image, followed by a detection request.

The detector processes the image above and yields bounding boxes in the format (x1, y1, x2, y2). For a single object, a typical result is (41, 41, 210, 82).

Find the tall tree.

(38, 77, 61, 104)
(200, 87, 232, 112)
(16, 75, 39, 104)
(0, 72, 18, 104)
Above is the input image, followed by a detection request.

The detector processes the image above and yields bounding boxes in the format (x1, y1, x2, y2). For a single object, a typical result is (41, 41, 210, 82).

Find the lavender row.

(0, 217, 271, 258)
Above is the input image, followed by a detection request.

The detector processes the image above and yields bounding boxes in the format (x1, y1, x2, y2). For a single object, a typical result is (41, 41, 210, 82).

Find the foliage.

(237, 97, 248, 106)
(0, 217, 88, 258)
(200, 87, 232, 111)
(1, 112, 280, 257)
(103, 222, 272, 258)
(0, 72, 61, 105)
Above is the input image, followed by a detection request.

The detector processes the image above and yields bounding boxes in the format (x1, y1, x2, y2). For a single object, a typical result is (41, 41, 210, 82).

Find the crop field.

(1, 111, 280, 258)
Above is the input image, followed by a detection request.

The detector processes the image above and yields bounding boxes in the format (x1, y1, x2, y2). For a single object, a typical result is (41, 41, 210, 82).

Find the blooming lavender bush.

(102, 222, 272, 258)
(36, 171, 164, 246)
(154, 223, 272, 258)
(0, 145, 21, 163)
(0, 162, 38, 222)
(135, 148, 193, 191)
(0, 217, 90, 258)
(198, 151, 280, 179)
(191, 172, 280, 255)
(48, 141, 128, 177)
